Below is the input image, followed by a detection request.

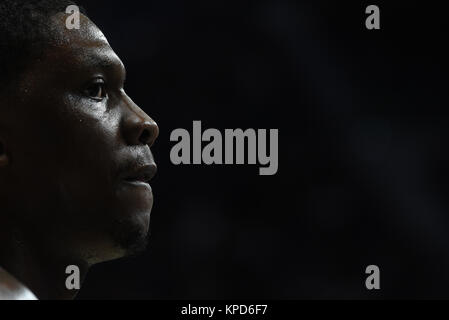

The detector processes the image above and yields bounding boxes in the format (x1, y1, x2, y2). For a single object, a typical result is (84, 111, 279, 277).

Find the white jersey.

(0, 267, 37, 300)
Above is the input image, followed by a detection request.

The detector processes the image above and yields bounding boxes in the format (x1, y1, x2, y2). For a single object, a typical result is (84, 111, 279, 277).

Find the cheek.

(10, 90, 126, 214)
(41, 106, 122, 206)
(58, 102, 119, 160)
(59, 118, 120, 186)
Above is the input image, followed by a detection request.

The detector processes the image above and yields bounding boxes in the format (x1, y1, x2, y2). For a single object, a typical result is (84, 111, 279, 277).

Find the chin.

(90, 188, 153, 263)
(84, 214, 150, 265)
(109, 208, 152, 258)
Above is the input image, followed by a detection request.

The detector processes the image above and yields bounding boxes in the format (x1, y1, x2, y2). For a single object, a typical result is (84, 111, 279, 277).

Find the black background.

(74, 0, 449, 299)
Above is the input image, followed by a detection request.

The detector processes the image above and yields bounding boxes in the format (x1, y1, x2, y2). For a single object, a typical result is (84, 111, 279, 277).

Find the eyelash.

(85, 79, 107, 101)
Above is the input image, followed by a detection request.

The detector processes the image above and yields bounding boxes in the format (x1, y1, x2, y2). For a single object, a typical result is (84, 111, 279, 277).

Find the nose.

(121, 96, 159, 147)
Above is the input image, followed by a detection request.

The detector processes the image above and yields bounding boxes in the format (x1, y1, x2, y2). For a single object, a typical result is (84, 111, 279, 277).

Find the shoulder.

(0, 267, 37, 300)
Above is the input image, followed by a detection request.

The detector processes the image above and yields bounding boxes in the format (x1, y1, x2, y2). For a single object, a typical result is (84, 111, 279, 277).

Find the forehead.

(50, 13, 109, 47)
(43, 12, 125, 74)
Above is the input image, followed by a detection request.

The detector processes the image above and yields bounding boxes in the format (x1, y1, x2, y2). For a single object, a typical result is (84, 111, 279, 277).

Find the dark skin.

(0, 13, 159, 299)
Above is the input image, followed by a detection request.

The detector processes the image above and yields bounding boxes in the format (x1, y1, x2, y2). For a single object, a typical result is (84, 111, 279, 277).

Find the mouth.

(122, 164, 157, 190)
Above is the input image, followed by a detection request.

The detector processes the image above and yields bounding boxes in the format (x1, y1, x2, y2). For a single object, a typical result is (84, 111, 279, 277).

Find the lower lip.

(122, 180, 152, 191)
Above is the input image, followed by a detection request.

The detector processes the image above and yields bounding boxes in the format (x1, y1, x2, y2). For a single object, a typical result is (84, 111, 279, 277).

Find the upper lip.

(123, 163, 157, 184)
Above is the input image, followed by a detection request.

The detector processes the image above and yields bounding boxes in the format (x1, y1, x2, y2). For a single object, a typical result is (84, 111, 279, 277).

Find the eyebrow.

(81, 51, 127, 82)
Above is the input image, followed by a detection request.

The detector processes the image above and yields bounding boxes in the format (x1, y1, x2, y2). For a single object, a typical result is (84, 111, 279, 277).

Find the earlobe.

(0, 141, 9, 167)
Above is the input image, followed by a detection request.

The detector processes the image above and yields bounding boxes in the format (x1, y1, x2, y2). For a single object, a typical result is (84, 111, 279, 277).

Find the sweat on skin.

(170, 121, 279, 176)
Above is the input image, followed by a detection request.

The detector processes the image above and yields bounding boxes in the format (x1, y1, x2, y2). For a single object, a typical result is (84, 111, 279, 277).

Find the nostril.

(139, 128, 151, 145)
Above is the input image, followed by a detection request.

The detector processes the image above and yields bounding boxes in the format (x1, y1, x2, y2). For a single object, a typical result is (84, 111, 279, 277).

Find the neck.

(0, 226, 89, 300)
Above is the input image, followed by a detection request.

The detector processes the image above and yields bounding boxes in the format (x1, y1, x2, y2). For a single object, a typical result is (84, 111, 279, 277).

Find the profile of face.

(0, 12, 159, 266)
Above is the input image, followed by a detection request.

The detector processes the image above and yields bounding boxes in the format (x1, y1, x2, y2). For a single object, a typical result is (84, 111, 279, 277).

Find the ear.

(0, 140, 9, 167)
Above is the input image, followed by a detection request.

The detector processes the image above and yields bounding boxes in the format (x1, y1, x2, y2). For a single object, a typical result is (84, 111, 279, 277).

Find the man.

(0, 0, 159, 300)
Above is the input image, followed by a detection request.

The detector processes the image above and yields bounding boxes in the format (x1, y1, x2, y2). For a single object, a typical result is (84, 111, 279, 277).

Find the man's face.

(0, 13, 159, 263)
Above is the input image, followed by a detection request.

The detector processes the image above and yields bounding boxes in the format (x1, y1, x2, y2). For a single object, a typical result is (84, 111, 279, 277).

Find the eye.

(85, 79, 107, 101)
